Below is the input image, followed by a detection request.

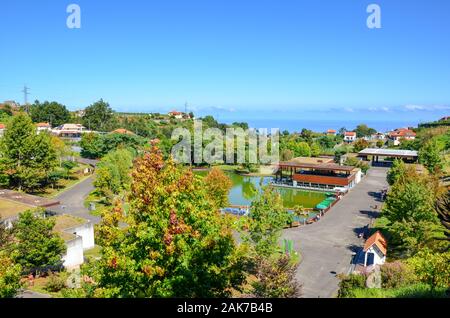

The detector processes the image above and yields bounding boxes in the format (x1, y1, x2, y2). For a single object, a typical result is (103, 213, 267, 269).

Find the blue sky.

(1, 0, 449, 127)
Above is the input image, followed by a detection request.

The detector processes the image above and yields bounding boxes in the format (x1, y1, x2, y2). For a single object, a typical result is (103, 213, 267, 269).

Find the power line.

(21, 85, 31, 113)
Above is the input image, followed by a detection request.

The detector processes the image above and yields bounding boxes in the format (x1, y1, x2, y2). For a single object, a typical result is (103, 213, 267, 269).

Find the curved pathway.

(282, 167, 388, 298)
(47, 175, 100, 224)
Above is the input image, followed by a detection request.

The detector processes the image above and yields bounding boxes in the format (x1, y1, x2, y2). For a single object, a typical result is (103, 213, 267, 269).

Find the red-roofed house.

(327, 129, 337, 136)
(36, 122, 51, 134)
(344, 131, 357, 143)
(363, 231, 387, 267)
(168, 110, 185, 119)
(388, 128, 416, 146)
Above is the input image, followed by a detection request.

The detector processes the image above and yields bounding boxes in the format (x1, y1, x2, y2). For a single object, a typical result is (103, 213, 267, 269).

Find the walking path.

(47, 175, 101, 224)
(282, 167, 388, 298)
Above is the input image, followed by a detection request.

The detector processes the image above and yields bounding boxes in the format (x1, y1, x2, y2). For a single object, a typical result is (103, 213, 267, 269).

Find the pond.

(195, 170, 327, 209)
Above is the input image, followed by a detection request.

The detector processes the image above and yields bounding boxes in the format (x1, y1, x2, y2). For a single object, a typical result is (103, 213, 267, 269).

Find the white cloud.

(404, 104, 450, 111)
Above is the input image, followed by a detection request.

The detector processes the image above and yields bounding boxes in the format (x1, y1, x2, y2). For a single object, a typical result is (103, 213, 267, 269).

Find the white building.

(362, 231, 387, 267)
(344, 131, 357, 142)
(61, 220, 95, 269)
(388, 128, 416, 146)
(0, 123, 5, 137)
(52, 123, 87, 138)
(36, 122, 52, 134)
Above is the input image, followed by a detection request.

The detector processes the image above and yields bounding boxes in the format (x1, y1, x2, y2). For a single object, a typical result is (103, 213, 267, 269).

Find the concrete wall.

(66, 222, 95, 250)
(63, 236, 84, 268)
(62, 221, 95, 268)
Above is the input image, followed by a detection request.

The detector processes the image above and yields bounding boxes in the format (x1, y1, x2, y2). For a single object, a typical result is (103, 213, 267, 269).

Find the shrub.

(337, 273, 366, 298)
(380, 261, 416, 288)
(44, 272, 66, 292)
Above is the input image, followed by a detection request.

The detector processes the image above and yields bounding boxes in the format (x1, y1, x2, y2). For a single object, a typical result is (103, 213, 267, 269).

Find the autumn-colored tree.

(88, 144, 247, 297)
(204, 167, 232, 208)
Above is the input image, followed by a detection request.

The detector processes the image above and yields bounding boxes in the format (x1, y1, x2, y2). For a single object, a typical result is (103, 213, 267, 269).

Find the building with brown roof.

(362, 231, 387, 267)
(388, 128, 416, 146)
(344, 131, 357, 143)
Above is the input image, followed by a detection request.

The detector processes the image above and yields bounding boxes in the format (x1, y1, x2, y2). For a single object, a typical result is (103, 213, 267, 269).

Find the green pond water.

(195, 171, 326, 209)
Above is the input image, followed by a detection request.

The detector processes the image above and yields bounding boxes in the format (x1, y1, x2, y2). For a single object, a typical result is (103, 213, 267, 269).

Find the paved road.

(282, 167, 388, 298)
(47, 176, 101, 224)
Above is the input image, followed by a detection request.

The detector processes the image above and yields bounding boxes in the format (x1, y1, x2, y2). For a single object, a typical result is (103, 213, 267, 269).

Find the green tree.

(294, 142, 311, 157)
(310, 143, 321, 157)
(94, 149, 134, 199)
(0, 113, 57, 191)
(251, 255, 301, 298)
(10, 210, 66, 272)
(406, 249, 450, 290)
(354, 124, 377, 138)
(82, 99, 115, 131)
(86, 146, 247, 297)
(353, 139, 370, 152)
(243, 187, 292, 258)
(383, 180, 443, 253)
(204, 167, 232, 208)
(419, 139, 444, 173)
(386, 159, 407, 186)
(30, 100, 71, 127)
(0, 253, 23, 298)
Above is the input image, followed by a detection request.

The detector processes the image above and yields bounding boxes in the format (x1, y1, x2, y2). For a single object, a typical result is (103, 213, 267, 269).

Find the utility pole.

(22, 85, 30, 113)
(185, 101, 188, 114)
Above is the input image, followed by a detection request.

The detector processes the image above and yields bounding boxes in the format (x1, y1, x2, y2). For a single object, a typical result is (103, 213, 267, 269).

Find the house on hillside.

(52, 123, 87, 138)
(36, 122, 52, 134)
(0, 123, 5, 137)
(326, 129, 337, 136)
(168, 110, 185, 119)
(344, 131, 356, 143)
(388, 128, 416, 146)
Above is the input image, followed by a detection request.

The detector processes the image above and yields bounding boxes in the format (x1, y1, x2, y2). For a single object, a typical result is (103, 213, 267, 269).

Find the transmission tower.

(22, 85, 31, 113)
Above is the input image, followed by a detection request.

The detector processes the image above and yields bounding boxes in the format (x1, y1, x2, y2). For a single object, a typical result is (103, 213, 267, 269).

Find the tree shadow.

(367, 191, 384, 202)
(353, 225, 370, 239)
(359, 210, 380, 219)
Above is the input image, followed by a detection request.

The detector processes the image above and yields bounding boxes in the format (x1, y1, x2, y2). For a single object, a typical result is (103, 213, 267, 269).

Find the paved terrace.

(0, 189, 60, 208)
(282, 167, 388, 298)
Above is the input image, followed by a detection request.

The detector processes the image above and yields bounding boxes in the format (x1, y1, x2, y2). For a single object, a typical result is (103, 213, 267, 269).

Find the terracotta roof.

(112, 128, 134, 135)
(169, 110, 183, 115)
(0, 123, 5, 129)
(327, 129, 336, 133)
(364, 231, 387, 255)
(36, 122, 50, 127)
(389, 129, 416, 138)
(344, 132, 356, 136)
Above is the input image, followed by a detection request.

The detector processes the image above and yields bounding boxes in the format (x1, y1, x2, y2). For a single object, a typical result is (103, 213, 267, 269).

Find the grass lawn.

(33, 163, 92, 198)
(52, 215, 87, 241)
(84, 245, 102, 262)
(344, 283, 448, 298)
(0, 199, 34, 220)
(26, 272, 69, 298)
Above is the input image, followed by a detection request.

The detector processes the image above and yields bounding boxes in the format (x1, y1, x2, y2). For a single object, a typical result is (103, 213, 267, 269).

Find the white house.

(168, 110, 186, 119)
(388, 128, 416, 146)
(344, 131, 357, 143)
(326, 129, 337, 136)
(0, 123, 5, 137)
(362, 231, 387, 267)
(52, 123, 87, 138)
(36, 122, 52, 134)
